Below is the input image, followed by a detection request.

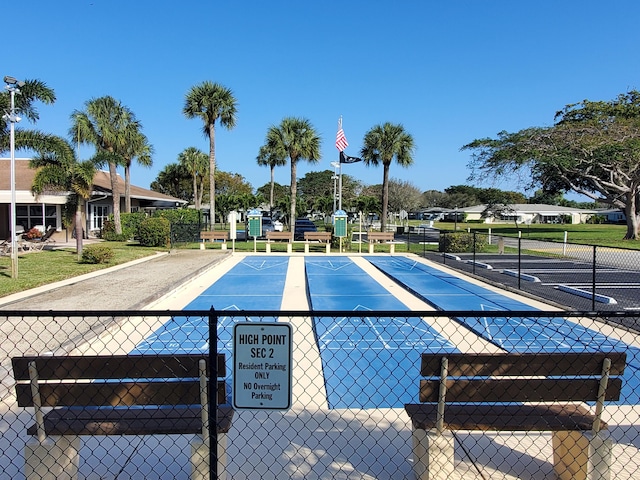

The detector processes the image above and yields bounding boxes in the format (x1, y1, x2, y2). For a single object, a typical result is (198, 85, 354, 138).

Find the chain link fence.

(1, 309, 639, 479)
(427, 231, 640, 314)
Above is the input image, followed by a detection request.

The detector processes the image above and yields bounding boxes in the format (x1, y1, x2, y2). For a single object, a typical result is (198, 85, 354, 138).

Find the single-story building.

(460, 203, 597, 224)
(1, 158, 187, 240)
(595, 208, 626, 224)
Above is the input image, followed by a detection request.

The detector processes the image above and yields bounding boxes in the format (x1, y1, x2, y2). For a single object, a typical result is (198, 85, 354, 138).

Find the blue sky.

(5, 1, 640, 198)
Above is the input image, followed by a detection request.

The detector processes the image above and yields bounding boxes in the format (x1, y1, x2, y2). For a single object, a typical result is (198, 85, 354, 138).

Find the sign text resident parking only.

(233, 322, 292, 410)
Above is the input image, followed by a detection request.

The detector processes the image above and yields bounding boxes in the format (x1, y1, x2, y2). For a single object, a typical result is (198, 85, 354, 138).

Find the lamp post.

(3, 76, 24, 279)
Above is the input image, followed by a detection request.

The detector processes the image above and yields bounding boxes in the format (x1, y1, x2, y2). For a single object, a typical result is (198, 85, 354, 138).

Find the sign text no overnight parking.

(233, 323, 292, 410)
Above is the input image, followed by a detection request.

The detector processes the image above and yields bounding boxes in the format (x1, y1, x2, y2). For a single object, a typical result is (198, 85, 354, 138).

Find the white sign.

(228, 211, 237, 240)
(233, 323, 292, 410)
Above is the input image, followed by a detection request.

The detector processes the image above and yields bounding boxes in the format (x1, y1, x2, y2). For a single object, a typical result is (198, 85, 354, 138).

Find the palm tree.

(70, 96, 139, 235)
(360, 122, 415, 231)
(178, 147, 209, 210)
(183, 82, 237, 229)
(0, 79, 56, 153)
(122, 129, 153, 213)
(313, 196, 334, 224)
(257, 144, 287, 214)
(29, 135, 95, 258)
(263, 118, 321, 229)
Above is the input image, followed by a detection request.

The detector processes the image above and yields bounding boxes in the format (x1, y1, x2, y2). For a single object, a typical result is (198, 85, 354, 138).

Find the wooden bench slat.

(405, 403, 602, 431)
(367, 232, 395, 243)
(12, 354, 226, 380)
(419, 352, 627, 377)
(304, 232, 331, 242)
(16, 380, 227, 408)
(26, 405, 234, 436)
(266, 231, 293, 241)
(418, 377, 623, 403)
(200, 231, 228, 241)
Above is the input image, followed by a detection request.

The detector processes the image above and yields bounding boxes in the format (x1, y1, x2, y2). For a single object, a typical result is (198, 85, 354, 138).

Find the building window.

(91, 205, 110, 230)
(16, 204, 57, 231)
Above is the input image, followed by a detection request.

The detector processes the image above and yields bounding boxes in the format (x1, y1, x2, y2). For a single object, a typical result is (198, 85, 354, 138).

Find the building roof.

(461, 203, 597, 214)
(0, 158, 186, 205)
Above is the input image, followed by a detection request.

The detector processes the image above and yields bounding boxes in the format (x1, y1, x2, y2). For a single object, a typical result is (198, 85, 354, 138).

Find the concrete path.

(0, 249, 231, 310)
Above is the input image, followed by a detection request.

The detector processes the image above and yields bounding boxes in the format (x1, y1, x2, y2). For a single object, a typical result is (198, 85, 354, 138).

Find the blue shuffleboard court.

(304, 257, 456, 409)
(366, 255, 640, 404)
(131, 257, 289, 356)
(127, 254, 639, 408)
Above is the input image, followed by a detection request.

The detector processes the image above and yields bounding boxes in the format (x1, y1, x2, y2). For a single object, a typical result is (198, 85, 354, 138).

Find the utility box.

(333, 209, 348, 238)
(248, 209, 262, 238)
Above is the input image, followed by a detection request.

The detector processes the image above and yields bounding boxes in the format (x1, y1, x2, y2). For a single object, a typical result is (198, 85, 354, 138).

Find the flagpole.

(335, 116, 348, 212)
(338, 163, 343, 211)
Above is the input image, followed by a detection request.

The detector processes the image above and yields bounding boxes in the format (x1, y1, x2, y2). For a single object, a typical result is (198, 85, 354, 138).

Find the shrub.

(439, 232, 488, 253)
(121, 212, 146, 239)
(102, 220, 128, 242)
(139, 217, 171, 247)
(81, 244, 115, 264)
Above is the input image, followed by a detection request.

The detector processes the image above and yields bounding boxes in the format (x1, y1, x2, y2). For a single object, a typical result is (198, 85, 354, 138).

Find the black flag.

(340, 151, 362, 164)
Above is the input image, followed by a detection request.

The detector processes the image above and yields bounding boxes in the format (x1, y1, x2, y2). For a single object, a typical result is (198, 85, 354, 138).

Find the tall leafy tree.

(354, 195, 381, 223)
(150, 163, 192, 201)
(388, 178, 422, 214)
(312, 196, 334, 223)
(0, 79, 56, 153)
(70, 96, 139, 235)
(360, 122, 415, 231)
(262, 117, 321, 228)
(463, 90, 640, 240)
(29, 135, 95, 258)
(183, 82, 237, 228)
(256, 182, 288, 214)
(257, 144, 287, 213)
(178, 147, 209, 210)
(215, 171, 252, 196)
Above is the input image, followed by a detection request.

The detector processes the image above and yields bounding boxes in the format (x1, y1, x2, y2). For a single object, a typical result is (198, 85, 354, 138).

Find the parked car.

(261, 217, 275, 237)
(294, 218, 317, 240)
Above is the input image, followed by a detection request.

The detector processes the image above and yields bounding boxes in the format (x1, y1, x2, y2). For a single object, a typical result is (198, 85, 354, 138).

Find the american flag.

(335, 117, 348, 151)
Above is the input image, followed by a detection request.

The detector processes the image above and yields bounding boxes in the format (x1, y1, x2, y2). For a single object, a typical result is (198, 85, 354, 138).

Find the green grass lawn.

(0, 243, 166, 298)
(2, 222, 638, 299)
(428, 222, 639, 250)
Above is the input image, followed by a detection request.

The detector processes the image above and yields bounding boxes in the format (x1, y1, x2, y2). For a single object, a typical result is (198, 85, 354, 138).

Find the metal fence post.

(472, 231, 477, 275)
(592, 245, 597, 311)
(518, 236, 522, 290)
(209, 307, 219, 480)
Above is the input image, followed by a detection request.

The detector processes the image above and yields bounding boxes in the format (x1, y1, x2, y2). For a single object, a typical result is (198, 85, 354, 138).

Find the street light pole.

(3, 76, 24, 279)
(338, 163, 343, 211)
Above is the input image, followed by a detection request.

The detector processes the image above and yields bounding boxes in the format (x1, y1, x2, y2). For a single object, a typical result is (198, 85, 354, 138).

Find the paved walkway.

(0, 248, 231, 310)
(0, 249, 232, 400)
